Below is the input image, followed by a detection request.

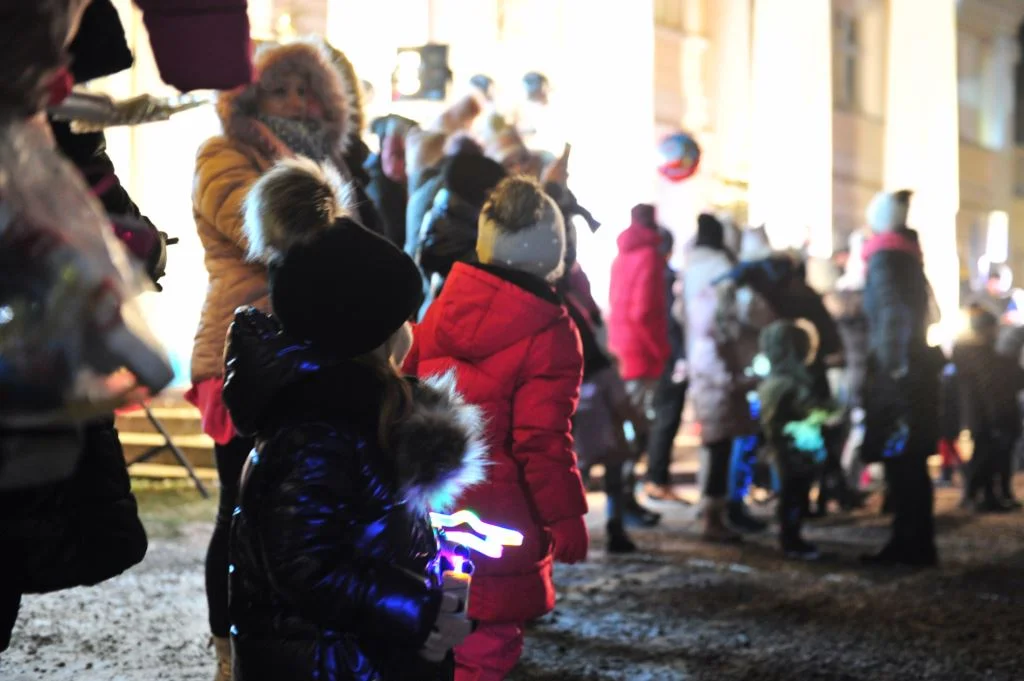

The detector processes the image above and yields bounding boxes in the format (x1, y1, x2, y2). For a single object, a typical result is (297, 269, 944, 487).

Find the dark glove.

(110, 217, 176, 291)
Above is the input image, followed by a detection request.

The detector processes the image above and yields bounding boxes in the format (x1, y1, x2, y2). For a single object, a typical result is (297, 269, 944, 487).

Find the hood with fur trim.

(224, 307, 487, 512)
(216, 39, 360, 164)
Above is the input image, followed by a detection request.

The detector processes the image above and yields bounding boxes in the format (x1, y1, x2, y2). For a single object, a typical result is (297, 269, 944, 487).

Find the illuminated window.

(958, 31, 987, 144)
(833, 10, 859, 109)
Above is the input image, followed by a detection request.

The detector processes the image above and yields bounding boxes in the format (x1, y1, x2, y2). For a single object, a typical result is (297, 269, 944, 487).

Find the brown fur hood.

(215, 38, 361, 163)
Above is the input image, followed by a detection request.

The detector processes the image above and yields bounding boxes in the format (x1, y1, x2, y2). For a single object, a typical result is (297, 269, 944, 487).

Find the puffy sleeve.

(194, 137, 261, 251)
(134, 0, 253, 92)
(510, 322, 588, 526)
(253, 433, 441, 646)
(628, 250, 671, 368)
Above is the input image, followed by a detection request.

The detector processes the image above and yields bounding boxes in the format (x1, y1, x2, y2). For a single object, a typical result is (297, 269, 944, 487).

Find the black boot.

(1000, 475, 1022, 510)
(623, 495, 662, 528)
(782, 537, 821, 561)
(727, 500, 767, 533)
(861, 542, 937, 568)
(779, 505, 819, 560)
(975, 486, 1012, 513)
(606, 519, 638, 554)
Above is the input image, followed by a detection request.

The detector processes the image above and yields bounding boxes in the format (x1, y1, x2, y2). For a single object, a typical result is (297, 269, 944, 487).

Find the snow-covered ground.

(3, 483, 1023, 681)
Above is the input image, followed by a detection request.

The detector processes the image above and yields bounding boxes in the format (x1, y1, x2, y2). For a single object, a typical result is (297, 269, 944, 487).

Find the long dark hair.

(355, 350, 413, 450)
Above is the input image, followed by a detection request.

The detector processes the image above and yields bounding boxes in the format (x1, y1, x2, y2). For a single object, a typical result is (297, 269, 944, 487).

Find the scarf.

(257, 114, 331, 162)
(862, 230, 922, 263)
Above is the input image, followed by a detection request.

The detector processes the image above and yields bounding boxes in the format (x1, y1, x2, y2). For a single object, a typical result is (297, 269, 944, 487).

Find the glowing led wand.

(429, 510, 524, 559)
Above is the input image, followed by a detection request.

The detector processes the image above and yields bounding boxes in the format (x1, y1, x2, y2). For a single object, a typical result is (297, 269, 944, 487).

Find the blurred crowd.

(1, 3, 1022, 681)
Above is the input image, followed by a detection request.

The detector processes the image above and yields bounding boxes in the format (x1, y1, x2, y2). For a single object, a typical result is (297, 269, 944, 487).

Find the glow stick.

(430, 510, 524, 547)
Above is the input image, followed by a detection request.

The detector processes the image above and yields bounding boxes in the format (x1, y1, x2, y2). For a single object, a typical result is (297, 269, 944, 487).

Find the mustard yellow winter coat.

(189, 39, 361, 383)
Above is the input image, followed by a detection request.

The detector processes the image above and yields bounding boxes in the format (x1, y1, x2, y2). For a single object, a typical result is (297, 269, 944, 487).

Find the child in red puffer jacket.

(406, 176, 588, 681)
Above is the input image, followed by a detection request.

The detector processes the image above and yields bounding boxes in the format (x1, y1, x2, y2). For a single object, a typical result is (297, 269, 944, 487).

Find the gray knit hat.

(476, 176, 566, 282)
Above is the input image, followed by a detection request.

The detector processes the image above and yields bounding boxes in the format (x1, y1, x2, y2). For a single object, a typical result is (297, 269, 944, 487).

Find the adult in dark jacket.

(953, 306, 1024, 511)
(0, 420, 148, 651)
(405, 135, 486, 258)
(1, 0, 148, 652)
(224, 161, 482, 681)
(50, 0, 169, 289)
(645, 228, 690, 503)
(415, 153, 506, 317)
(719, 253, 843, 399)
(365, 115, 417, 248)
(719, 250, 852, 514)
(860, 190, 942, 567)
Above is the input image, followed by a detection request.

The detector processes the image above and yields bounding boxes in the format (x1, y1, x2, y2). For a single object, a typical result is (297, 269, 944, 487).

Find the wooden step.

(121, 431, 216, 469)
(116, 406, 204, 438)
(129, 463, 219, 482)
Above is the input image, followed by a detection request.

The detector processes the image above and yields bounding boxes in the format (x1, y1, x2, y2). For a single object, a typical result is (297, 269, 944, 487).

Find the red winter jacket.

(405, 262, 587, 624)
(608, 223, 671, 381)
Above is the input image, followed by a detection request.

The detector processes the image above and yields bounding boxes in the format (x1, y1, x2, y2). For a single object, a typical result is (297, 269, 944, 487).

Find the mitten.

(550, 515, 589, 564)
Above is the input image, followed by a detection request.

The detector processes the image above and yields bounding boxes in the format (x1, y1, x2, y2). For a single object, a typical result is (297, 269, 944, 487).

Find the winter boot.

(212, 635, 232, 681)
(606, 519, 638, 554)
(702, 498, 742, 544)
(623, 485, 662, 527)
(727, 500, 767, 533)
(782, 538, 821, 561)
(779, 504, 819, 560)
(999, 465, 1022, 509)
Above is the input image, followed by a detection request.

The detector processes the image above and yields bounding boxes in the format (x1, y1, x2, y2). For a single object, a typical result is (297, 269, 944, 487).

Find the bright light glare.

(395, 51, 423, 97)
(987, 211, 1009, 264)
(443, 531, 505, 559)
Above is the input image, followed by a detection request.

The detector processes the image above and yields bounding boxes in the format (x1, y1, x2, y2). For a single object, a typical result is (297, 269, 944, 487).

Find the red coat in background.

(134, 0, 253, 92)
(405, 262, 587, 624)
(608, 207, 671, 381)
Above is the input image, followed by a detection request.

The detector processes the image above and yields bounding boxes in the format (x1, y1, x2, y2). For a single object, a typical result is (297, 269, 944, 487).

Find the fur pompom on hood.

(243, 156, 357, 264)
(216, 39, 360, 162)
(392, 370, 489, 513)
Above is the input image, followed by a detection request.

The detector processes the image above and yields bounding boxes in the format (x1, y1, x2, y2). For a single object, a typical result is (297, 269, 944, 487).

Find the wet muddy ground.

(2, 480, 1022, 681)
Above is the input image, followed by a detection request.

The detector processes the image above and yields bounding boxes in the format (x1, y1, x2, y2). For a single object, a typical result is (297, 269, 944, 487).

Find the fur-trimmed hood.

(216, 39, 360, 164)
(223, 308, 487, 513)
(392, 371, 488, 511)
